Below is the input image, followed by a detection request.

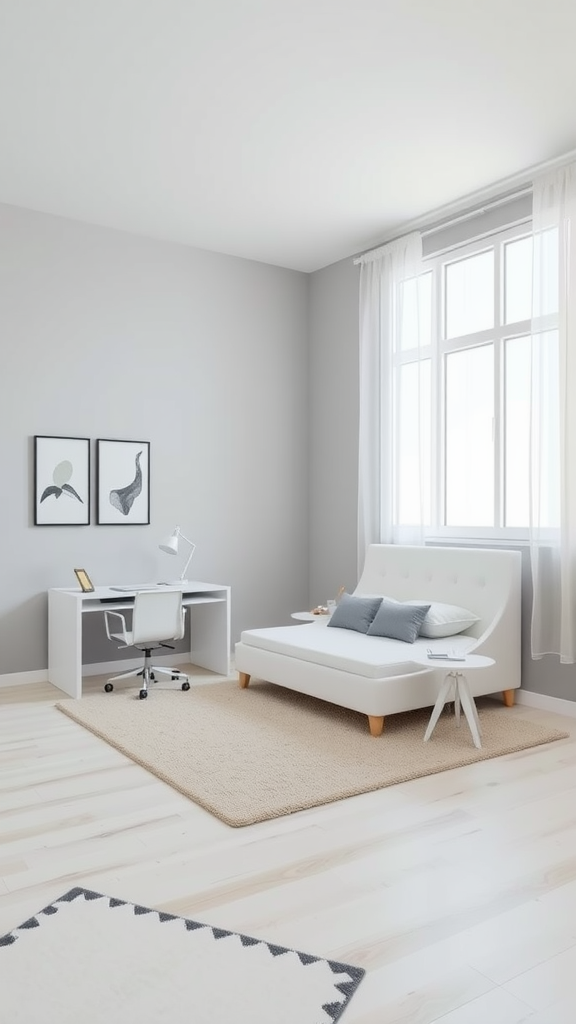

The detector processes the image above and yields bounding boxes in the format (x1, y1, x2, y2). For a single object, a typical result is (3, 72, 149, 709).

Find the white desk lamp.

(159, 526, 196, 584)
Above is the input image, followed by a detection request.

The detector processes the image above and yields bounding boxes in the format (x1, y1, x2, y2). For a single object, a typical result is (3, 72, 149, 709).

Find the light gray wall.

(4, 199, 574, 699)
(307, 257, 360, 606)
(307, 254, 576, 701)
(0, 203, 310, 674)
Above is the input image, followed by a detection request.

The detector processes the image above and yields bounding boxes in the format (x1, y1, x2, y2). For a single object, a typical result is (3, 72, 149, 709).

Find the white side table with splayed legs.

(416, 653, 495, 749)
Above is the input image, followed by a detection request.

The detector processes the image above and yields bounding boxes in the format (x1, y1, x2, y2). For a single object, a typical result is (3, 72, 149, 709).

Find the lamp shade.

(159, 531, 180, 555)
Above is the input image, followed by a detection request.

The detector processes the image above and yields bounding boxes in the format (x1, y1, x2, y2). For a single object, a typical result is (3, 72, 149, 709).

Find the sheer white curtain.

(357, 232, 425, 575)
(530, 162, 576, 662)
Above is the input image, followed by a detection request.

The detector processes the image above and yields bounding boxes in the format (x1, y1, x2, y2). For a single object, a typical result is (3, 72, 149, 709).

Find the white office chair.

(103, 589, 190, 699)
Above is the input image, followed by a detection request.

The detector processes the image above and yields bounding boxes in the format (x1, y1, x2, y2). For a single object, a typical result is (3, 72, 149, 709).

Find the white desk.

(48, 581, 231, 698)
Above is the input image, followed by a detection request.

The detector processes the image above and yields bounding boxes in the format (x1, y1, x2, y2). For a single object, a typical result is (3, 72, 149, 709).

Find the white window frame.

(401, 222, 540, 544)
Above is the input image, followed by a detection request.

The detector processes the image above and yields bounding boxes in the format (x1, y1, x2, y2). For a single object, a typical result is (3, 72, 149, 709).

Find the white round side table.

(291, 611, 328, 622)
(415, 653, 495, 749)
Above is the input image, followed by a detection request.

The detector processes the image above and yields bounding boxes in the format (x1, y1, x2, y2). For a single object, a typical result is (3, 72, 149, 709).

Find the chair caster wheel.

(139, 689, 148, 699)
(181, 681, 190, 691)
(150, 673, 156, 681)
(104, 683, 114, 693)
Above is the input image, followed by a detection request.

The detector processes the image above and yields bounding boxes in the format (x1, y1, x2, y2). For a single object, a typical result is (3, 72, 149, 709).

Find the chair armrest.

(104, 609, 129, 644)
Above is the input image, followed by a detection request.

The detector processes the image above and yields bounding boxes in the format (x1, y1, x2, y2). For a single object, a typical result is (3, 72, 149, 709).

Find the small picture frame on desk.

(96, 439, 150, 525)
(74, 568, 94, 593)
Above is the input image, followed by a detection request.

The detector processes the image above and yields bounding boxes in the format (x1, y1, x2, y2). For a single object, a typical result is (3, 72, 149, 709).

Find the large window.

(395, 225, 558, 537)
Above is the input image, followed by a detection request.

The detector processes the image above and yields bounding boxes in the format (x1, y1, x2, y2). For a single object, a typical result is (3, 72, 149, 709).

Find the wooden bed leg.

(239, 672, 251, 689)
(502, 689, 515, 707)
(368, 715, 384, 737)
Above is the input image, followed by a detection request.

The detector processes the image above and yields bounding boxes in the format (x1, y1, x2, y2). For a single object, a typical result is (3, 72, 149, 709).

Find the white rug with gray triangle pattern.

(0, 887, 364, 1023)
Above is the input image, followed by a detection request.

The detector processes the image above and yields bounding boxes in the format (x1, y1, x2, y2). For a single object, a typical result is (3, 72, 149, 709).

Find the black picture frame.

(74, 568, 95, 592)
(96, 439, 150, 525)
(34, 435, 90, 526)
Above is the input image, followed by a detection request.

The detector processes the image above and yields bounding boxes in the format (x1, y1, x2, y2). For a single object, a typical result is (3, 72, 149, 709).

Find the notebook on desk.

(109, 584, 168, 592)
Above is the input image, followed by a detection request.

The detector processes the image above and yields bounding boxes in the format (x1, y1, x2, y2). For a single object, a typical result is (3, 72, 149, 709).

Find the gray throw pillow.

(327, 592, 383, 633)
(367, 597, 431, 643)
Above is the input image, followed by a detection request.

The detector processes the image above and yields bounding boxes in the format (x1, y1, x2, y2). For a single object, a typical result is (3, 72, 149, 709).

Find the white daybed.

(234, 544, 522, 736)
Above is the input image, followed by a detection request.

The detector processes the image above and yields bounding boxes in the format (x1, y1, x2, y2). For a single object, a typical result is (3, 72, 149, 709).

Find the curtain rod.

(421, 185, 532, 237)
(353, 187, 530, 264)
(353, 146, 576, 265)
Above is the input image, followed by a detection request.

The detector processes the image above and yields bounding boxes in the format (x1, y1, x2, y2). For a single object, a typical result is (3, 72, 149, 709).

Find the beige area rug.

(56, 682, 568, 827)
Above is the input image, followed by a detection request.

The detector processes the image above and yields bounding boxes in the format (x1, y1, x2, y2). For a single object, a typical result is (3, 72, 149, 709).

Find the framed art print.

(34, 435, 90, 526)
(96, 439, 150, 525)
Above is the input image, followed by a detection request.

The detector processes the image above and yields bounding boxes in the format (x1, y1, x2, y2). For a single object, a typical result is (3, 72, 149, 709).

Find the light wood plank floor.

(1, 671, 576, 1023)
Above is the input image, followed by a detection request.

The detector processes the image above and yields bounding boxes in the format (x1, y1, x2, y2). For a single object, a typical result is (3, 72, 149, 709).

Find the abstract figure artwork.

(41, 460, 83, 505)
(96, 439, 150, 525)
(34, 436, 90, 525)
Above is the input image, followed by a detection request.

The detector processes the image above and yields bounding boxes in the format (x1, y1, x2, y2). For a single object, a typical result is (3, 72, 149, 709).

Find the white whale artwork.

(109, 451, 143, 515)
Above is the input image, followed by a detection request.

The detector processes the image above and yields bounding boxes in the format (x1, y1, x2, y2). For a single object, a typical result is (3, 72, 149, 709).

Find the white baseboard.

(515, 688, 576, 718)
(0, 654, 188, 689)
(0, 669, 49, 689)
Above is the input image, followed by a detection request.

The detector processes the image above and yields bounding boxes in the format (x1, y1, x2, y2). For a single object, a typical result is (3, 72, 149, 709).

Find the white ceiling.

(1, 0, 576, 273)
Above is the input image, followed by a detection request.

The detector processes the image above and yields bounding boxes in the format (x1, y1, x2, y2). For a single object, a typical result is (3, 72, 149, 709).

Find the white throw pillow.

(406, 600, 479, 638)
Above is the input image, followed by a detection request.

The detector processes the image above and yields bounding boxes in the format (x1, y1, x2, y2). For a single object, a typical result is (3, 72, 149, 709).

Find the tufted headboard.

(354, 544, 521, 645)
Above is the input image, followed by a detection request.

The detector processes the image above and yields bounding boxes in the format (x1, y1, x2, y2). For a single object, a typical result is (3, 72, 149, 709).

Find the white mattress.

(239, 623, 474, 679)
